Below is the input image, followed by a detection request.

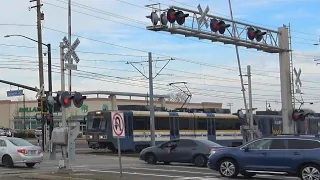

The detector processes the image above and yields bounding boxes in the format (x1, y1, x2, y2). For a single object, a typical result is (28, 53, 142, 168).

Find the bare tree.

(302, 108, 315, 114)
(166, 92, 188, 102)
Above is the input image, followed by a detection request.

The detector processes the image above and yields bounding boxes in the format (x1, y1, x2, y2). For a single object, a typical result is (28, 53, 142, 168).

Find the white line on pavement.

(89, 169, 209, 179)
(128, 167, 215, 176)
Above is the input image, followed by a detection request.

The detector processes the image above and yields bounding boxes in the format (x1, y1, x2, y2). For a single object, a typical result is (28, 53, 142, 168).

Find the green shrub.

(13, 131, 35, 139)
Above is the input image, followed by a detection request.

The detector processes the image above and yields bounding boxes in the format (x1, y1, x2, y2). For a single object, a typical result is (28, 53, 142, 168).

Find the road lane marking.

(89, 169, 205, 178)
(128, 167, 214, 175)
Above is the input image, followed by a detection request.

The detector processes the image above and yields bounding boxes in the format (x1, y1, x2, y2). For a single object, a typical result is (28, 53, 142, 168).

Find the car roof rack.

(274, 134, 320, 138)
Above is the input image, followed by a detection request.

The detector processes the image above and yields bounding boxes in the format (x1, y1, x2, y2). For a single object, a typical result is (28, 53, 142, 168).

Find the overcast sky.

(0, 0, 319, 113)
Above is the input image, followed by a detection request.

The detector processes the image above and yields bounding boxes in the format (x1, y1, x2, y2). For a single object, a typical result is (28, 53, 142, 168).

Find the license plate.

(28, 150, 37, 155)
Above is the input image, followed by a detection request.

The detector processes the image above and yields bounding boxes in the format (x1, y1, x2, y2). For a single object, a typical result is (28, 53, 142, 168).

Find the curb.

(19, 173, 101, 180)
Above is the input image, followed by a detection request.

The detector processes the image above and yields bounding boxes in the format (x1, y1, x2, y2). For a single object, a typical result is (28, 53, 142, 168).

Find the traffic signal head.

(160, 12, 168, 25)
(46, 114, 53, 125)
(59, 91, 72, 108)
(146, 11, 159, 26)
(292, 109, 305, 121)
(37, 98, 42, 111)
(247, 27, 266, 42)
(166, 8, 189, 25)
(210, 18, 231, 34)
(73, 92, 87, 108)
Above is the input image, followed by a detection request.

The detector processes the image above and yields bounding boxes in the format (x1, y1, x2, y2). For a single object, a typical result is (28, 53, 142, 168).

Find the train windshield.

(87, 113, 106, 131)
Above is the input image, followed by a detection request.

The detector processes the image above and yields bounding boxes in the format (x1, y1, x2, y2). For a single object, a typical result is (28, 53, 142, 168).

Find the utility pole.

(30, 0, 44, 90)
(68, 0, 72, 93)
(247, 65, 254, 140)
(227, 103, 233, 113)
(127, 54, 173, 147)
(148, 52, 155, 146)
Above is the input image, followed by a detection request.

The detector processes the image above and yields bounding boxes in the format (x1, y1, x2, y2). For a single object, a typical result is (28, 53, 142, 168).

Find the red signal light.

(247, 27, 266, 42)
(167, 8, 176, 23)
(63, 98, 70, 104)
(210, 19, 230, 34)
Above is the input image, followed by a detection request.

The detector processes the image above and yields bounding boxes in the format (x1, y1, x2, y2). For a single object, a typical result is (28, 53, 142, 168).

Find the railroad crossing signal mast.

(145, 3, 293, 135)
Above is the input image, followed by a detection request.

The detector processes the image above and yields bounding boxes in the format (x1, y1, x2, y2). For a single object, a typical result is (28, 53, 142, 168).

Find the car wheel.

(145, 153, 157, 164)
(300, 164, 320, 180)
(218, 159, 239, 178)
(26, 163, 36, 168)
(194, 155, 207, 167)
(2, 155, 13, 168)
(241, 171, 256, 178)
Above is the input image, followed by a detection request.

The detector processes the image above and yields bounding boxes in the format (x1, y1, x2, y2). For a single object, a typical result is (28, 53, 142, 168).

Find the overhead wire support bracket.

(127, 58, 174, 80)
(168, 82, 192, 108)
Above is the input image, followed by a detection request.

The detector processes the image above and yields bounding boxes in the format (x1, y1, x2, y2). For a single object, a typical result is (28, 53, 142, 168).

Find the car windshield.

(198, 140, 223, 147)
(8, 138, 33, 146)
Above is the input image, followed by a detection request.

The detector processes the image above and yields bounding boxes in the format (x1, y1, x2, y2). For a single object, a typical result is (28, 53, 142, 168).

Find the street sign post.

(65, 63, 77, 70)
(112, 111, 125, 177)
(7, 89, 23, 97)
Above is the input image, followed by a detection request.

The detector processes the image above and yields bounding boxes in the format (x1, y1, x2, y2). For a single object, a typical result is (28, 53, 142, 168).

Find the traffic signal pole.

(58, 42, 69, 169)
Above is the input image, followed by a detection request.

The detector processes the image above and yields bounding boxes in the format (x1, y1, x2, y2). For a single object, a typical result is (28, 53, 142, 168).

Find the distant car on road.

(139, 139, 224, 167)
(0, 137, 43, 168)
(208, 134, 320, 180)
(34, 127, 42, 137)
(0, 129, 6, 136)
(3, 128, 12, 137)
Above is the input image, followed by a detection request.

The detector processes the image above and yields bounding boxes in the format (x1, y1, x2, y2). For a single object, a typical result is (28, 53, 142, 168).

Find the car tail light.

(38, 148, 43, 154)
(17, 149, 27, 154)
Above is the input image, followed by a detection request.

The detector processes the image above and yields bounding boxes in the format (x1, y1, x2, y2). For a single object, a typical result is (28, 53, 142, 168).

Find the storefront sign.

(19, 107, 39, 113)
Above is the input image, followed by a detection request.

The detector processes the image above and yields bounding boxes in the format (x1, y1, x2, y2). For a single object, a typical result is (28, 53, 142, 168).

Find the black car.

(139, 139, 224, 167)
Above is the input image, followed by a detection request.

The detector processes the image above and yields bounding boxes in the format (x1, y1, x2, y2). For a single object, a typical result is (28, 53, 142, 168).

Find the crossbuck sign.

(294, 67, 302, 88)
(63, 36, 80, 63)
(197, 4, 209, 28)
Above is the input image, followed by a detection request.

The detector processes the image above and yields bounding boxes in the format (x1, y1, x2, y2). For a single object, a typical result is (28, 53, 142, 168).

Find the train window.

(156, 117, 170, 130)
(133, 116, 147, 130)
(179, 118, 190, 130)
(197, 118, 207, 130)
(216, 118, 240, 130)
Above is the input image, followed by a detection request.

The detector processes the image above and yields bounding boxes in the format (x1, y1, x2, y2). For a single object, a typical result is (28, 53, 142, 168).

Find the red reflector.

(17, 149, 27, 154)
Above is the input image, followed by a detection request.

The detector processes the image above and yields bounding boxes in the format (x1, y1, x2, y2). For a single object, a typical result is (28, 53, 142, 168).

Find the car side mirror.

(244, 146, 249, 152)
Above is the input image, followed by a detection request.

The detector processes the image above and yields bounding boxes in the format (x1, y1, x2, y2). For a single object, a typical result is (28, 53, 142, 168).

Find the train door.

(255, 116, 273, 136)
(122, 111, 134, 151)
(169, 112, 179, 140)
(207, 116, 216, 141)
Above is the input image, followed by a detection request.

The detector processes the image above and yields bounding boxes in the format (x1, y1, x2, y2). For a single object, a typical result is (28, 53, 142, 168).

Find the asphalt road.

(0, 152, 300, 180)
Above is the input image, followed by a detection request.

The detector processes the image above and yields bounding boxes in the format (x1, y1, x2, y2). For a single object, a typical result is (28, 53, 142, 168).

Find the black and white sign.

(62, 36, 80, 64)
(197, 4, 209, 28)
(112, 112, 125, 138)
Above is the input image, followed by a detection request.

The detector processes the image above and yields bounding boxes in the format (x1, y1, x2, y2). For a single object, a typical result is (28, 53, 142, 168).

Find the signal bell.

(210, 18, 231, 34)
(247, 27, 266, 42)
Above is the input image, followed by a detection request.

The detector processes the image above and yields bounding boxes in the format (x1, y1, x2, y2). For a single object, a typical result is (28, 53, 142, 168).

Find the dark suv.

(208, 134, 320, 180)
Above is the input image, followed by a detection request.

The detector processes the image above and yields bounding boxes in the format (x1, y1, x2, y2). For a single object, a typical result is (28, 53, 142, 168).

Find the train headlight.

(87, 135, 93, 139)
(99, 135, 107, 139)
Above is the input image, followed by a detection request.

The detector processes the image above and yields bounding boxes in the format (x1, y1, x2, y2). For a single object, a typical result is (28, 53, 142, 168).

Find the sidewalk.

(18, 171, 164, 180)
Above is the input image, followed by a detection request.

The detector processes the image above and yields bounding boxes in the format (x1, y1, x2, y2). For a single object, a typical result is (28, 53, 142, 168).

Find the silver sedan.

(0, 137, 43, 168)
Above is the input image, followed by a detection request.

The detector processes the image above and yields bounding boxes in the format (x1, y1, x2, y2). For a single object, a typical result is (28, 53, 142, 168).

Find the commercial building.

(0, 95, 222, 133)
